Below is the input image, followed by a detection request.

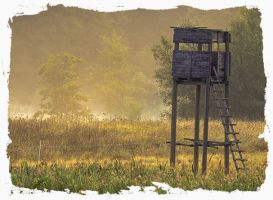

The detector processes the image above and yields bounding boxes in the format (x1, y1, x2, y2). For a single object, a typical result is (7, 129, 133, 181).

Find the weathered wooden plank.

(193, 84, 201, 175)
(211, 31, 231, 43)
(224, 32, 230, 81)
(173, 69, 210, 78)
(172, 50, 230, 79)
(202, 78, 210, 175)
(173, 51, 210, 63)
(224, 82, 229, 174)
(173, 28, 229, 43)
(173, 29, 212, 43)
(173, 66, 210, 74)
(217, 52, 225, 71)
(210, 51, 227, 79)
(172, 51, 211, 78)
(170, 80, 178, 167)
(212, 31, 224, 43)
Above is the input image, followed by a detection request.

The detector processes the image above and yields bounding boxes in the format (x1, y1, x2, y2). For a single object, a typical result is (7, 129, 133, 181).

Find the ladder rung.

(225, 131, 239, 134)
(230, 140, 241, 144)
(212, 82, 221, 85)
(231, 149, 244, 152)
(223, 122, 237, 126)
(166, 141, 196, 147)
(213, 89, 223, 92)
(212, 73, 247, 172)
(216, 106, 231, 109)
(221, 115, 232, 118)
(216, 98, 229, 100)
(234, 158, 247, 162)
(237, 167, 248, 170)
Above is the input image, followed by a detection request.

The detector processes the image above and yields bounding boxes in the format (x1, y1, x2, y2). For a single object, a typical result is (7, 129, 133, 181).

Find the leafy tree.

(229, 8, 265, 119)
(152, 10, 265, 120)
(90, 32, 151, 120)
(38, 52, 89, 115)
(152, 23, 198, 119)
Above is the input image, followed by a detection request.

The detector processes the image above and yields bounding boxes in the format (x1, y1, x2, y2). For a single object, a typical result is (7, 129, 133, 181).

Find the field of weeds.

(8, 116, 267, 193)
(10, 153, 266, 193)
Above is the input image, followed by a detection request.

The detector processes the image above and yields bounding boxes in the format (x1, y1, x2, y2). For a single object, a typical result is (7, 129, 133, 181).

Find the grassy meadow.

(7, 5, 266, 194)
(8, 115, 267, 193)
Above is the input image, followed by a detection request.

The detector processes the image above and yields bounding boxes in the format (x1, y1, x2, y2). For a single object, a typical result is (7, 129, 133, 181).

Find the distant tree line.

(37, 32, 152, 120)
(36, 7, 264, 120)
(9, 5, 245, 119)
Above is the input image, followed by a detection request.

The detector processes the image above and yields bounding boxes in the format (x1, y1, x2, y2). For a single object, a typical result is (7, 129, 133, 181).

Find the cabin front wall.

(172, 51, 228, 80)
(172, 51, 211, 79)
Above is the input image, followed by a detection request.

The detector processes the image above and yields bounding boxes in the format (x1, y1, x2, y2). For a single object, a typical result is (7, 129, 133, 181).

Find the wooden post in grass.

(38, 140, 42, 163)
(193, 43, 202, 174)
(170, 80, 178, 167)
(193, 84, 201, 174)
(202, 78, 210, 175)
(202, 40, 212, 175)
(170, 41, 179, 167)
(224, 32, 230, 175)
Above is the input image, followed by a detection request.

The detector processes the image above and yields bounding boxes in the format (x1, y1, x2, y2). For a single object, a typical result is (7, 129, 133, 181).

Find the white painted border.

(0, 0, 272, 199)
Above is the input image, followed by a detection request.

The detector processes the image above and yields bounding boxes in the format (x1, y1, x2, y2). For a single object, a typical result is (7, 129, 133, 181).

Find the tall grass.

(10, 153, 266, 193)
(8, 115, 267, 193)
(8, 115, 266, 161)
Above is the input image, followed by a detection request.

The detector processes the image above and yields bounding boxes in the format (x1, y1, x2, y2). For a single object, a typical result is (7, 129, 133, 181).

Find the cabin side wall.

(172, 28, 230, 82)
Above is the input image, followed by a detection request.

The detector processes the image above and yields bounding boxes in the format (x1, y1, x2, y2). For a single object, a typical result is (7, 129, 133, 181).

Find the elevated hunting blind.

(172, 27, 230, 82)
(168, 27, 246, 175)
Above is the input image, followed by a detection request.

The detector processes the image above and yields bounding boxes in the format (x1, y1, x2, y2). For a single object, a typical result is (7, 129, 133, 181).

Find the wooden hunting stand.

(168, 27, 246, 175)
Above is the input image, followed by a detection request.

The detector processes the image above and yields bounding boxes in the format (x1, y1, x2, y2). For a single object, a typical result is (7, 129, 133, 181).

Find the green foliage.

(229, 8, 265, 119)
(8, 115, 267, 193)
(152, 8, 265, 119)
(9, 5, 241, 115)
(10, 157, 266, 193)
(152, 36, 173, 106)
(90, 32, 152, 120)
(152, 28, 196, 119)
(8, 116, 266, 161)
(38, 52, 89, 115)
(8, 115, 266, 193)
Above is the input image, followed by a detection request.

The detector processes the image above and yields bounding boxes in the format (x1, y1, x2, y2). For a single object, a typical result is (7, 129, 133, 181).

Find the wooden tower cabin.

(168, 27, 247, 175)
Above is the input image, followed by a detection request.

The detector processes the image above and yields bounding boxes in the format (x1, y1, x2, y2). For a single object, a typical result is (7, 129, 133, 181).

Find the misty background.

(8, 5, 265, 120)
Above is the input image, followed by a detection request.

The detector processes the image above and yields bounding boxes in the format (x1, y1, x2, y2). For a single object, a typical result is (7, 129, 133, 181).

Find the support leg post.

(170, 80, 178, 167)
(224, 82, 230, 175)
(193, 85, 201, 174)
(202, 78, 210, 175)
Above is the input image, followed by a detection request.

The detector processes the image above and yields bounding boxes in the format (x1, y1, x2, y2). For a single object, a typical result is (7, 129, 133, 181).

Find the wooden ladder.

(211, 67, 247, 172)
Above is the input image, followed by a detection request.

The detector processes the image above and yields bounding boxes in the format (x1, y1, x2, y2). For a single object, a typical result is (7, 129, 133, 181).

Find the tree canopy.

(38, 52, 89, 115)
(90, 32, 153, 120)
(229, 8, 265, 119)
(152, 8, 265, 119)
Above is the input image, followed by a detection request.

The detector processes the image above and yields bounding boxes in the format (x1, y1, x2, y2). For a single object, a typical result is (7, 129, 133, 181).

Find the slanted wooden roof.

(171, 27, 230, 43)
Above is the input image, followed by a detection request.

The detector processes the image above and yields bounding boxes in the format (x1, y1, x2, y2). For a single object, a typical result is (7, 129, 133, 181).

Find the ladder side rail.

(211, 66, 246, 171)
(211, 77, 239, 170)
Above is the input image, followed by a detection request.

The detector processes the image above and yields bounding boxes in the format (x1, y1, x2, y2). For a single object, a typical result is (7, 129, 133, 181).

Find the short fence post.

(38, 140, 42, 163)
